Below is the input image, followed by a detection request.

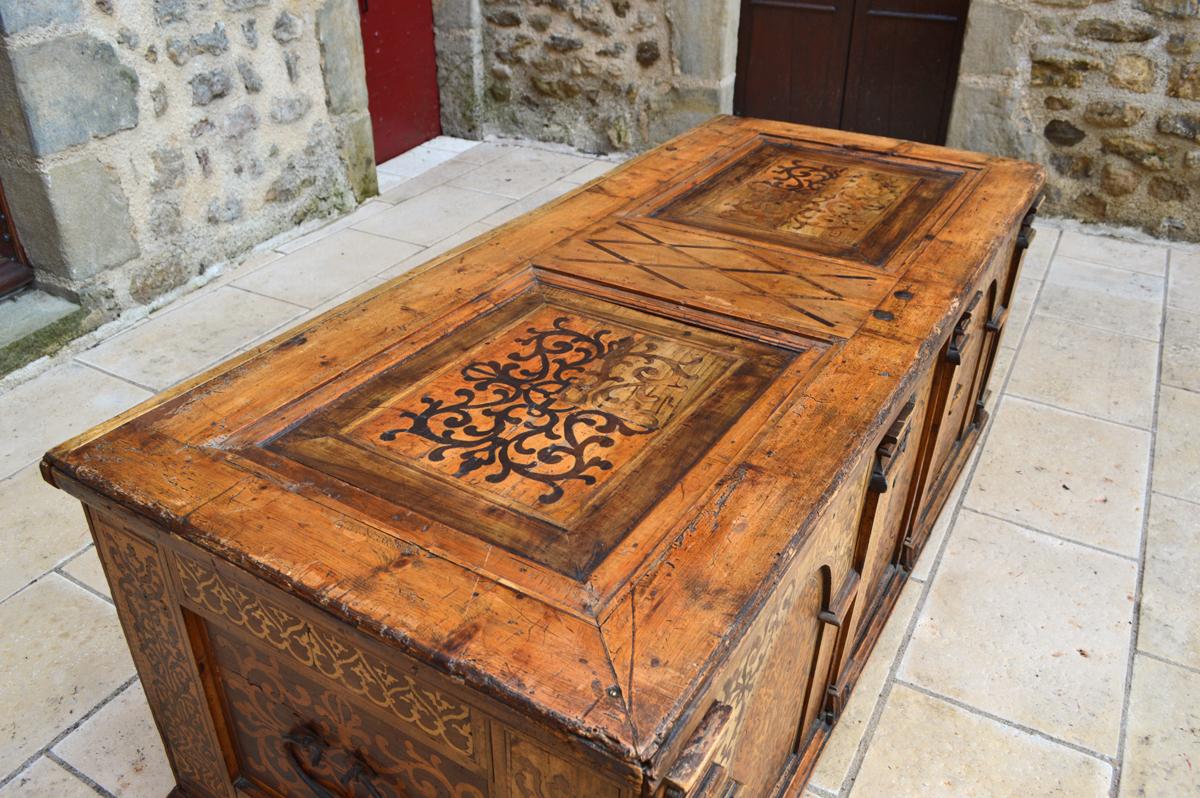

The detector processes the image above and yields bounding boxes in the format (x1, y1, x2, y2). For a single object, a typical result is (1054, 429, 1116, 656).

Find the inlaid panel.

(650, 138, 964, 266)
(175, 554, 480, 765)
(533, 218, 894, 339)
(90, 515, 234, 798)
(262, 287, 795, 578)
(347, 306, 726, 517)
(211, 629, 488, 798)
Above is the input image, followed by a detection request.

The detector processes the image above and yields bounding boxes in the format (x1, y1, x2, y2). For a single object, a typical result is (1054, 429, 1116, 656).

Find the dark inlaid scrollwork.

(283, 725, 388, 798)
(95, 523, 232, 798)
(378, 316, 703, 505)
(219, 635, 487, 798)
(762, 161, 842, 193)
(176, 556, 476, 759)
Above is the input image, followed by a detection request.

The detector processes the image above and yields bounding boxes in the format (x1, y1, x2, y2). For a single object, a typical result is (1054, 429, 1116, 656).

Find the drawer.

(855, 384, 928, 621)
(210, 627, 490, 798)
(927, 287, 989, 481)
(173, 554, 490, 773)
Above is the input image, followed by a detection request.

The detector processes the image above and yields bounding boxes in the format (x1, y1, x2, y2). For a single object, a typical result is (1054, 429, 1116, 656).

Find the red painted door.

(358, 0, 442, 163)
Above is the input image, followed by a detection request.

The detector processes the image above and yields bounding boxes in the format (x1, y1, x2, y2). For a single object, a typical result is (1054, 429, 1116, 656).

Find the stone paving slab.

(0, 138, 1197, 797)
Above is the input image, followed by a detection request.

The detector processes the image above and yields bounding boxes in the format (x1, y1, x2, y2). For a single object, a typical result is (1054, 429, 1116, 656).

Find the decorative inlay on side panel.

(650, 139, 964, 267)
(216, 635, 487, 798)
(93, 520, 232, 798)
(175, 555, 477, 761)
(505, 731, 621, 798)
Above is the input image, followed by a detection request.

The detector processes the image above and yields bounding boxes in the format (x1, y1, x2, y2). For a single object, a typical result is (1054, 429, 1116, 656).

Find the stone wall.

(949, 0, 1200, 240)
(433, 0, 742, 153)
(0, 0, 377, 313)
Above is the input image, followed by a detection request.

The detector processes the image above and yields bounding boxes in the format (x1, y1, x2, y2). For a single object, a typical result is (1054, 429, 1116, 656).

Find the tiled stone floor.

(0, 136, 1197, 797)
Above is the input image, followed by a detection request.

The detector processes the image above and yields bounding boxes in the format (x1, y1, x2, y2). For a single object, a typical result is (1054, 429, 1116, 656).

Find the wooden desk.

(44, 116, 1043, 798)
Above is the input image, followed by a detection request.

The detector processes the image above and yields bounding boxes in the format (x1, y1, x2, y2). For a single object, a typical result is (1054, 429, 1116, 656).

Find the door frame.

(0, 176, 33, 297)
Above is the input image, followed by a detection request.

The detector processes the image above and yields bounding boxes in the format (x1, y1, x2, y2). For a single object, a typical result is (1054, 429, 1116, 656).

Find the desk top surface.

(45, 116, 1042, 767)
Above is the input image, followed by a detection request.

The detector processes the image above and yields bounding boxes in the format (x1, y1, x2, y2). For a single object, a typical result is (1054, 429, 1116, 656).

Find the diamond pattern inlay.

(533, 220, 895, 338)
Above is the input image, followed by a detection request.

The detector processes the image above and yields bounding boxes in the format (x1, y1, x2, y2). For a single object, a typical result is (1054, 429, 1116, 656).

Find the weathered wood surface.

(45, 116, 1042, 797)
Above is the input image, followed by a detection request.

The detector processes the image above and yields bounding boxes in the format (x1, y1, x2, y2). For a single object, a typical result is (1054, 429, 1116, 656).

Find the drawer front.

(928, 286, 990, 481)
(856, 383, 930, 621)
(174, 555, 487, 772)
(692, 472, 862, 797)
(211, 628, 489, 798)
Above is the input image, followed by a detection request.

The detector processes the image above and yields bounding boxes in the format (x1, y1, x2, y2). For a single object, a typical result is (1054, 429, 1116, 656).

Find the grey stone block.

(237, 59, 263, 93)
(0, 0, 81, 35)
(317, 0, 370, 115)
(336, 111, 378, 202)
(153, 0, 186, 25)
(273, 11, 304, 43)
(946, 83, 1028, 157)
(432, 0, 481, 31)
(959, 3, 1025, 76)
(191, 23, 230, 56)
(667, 0, 740, 81)
(1, 158, 139, 281)
(649, 83, 732, 144)
(269, 94, 312, 123)
(8, 35, 139, 157)
(190, 69, 232, 105)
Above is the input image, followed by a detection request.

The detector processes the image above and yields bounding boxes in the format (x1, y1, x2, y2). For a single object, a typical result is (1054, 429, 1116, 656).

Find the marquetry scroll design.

(376, 316, 704, 505)
(218, 649, 487, 798)
(648, 140, 963, 268)
(505, 733, 617, 798)
(710, 577, 802, 768)
(763, 161, 842, 193)
(175, 555, 476, 759)
(511, 746, 573, 798)
(781, 170, 911, 242)
(722, 162, 913, 247)
(93, 521, 232, 798)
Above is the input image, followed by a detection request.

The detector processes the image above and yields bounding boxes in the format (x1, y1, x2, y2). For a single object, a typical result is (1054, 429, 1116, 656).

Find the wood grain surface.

(44, 116, 1042, 797)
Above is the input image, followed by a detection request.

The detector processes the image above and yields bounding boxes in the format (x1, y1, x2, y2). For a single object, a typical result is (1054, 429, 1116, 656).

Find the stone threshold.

(0, 290, 90, 380)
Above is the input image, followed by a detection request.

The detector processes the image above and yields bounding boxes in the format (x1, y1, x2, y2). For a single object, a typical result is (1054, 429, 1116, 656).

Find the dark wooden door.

(734, 0, 969, 144)
(358, 0, 442, 164)
(734, 0, 856, 130)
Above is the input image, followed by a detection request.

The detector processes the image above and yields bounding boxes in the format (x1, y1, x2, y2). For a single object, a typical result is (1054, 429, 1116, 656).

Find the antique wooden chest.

(43, 116, 1043, 798)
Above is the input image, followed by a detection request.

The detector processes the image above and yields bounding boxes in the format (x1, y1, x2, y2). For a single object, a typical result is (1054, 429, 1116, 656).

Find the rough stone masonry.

(948, 0, 1200, 240)
(434, 0, 743, 153)
(0, 0, 377, 315)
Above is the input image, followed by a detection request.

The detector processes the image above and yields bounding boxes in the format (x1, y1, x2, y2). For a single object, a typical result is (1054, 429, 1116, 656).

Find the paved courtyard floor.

(1, 136, 1198, 797)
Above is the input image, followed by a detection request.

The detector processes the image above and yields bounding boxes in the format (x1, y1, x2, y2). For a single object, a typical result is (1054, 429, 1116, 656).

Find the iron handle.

(283, 725, 391, 798)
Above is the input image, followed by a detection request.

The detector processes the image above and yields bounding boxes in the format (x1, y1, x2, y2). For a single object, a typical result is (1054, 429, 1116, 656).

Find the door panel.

(734, 0, 856, 128)
(840, 0, 969, 143)
(359, 0, 441, 163)
(734, 0, 969, 144)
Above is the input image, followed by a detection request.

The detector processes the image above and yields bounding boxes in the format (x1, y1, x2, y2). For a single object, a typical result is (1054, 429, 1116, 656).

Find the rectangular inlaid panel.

(262, 288, 794, 578)
(533, 218, 894, 339)
(651, 138, 964, 266)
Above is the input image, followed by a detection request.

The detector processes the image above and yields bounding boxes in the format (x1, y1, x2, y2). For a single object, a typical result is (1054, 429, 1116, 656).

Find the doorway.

(733, 0, 970, 145)
(0, 177, 32, 298)
(358, 0, 442, 163)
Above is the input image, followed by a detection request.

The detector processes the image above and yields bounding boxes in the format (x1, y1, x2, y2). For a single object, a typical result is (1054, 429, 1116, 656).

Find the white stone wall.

(0, 0, 376, 313)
